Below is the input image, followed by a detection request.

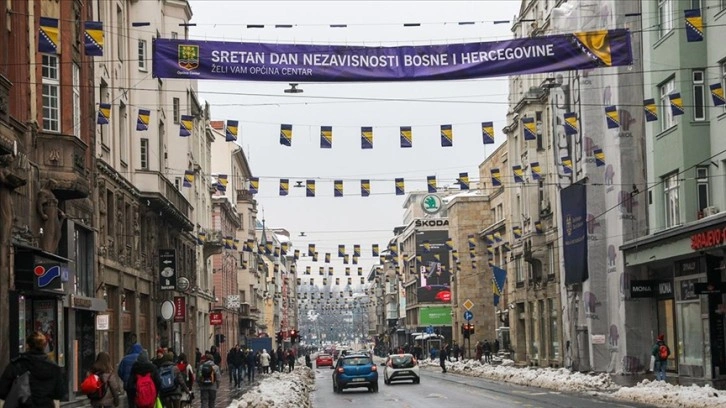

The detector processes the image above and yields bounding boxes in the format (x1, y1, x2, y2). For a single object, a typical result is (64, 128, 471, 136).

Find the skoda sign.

(421, 194, 443, 214)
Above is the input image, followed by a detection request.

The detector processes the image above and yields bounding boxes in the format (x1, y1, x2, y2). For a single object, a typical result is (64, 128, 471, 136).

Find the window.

(140, 138, 149, 169)
(173, 98, 180, 124)
(547, 243, 555, 277)
(535, 111, 544, 150)
(660, 77, 676, 132)
(693, 70, 705, 121)
(171, 32, 178, 39)
(175, 177, 182, 190)
(515, 256, 524, 283)
(41, 55, 60, 132)
(549, 298, 559, 359)
(691, 0, 701, 10)
(73, 225, 94, 298)
(119, 102, 127, 165)
(99, 81, 108, 146)
(664, 172, 680, 228)
(696, 167, 709, 212)
(138, 39, 147, 70)
(658, 0, 673, 37)
(72, 63, 80, 138)
(116, 5, 124, 61)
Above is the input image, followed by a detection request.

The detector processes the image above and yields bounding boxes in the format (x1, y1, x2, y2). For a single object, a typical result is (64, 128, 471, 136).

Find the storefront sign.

(152, 30, 633, 82)
(591, 334, 606, 344)
(71, 295, 92, 309)
(209, 312, 223, 325)
(418, 306, 453, 326)
(630, 280, 674, 299)
(174, 296, 186, 323)
(96, 314, 109, 331)
(159, 249, 177, 291)
(694, 282, 726, 295)
(33, 263, 62, 291)
(690, 226, 726, 250)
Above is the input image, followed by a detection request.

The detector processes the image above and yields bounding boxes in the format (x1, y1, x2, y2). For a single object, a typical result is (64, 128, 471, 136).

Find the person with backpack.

(0, 331, 66, 407)
(128, 350, 161, 408)
(197, 353, 221, 408)
(651, 334, 671, 381)
(158, 353, 189, 408)
(82, 351, 122, 407)
(118, 343, 143, 408)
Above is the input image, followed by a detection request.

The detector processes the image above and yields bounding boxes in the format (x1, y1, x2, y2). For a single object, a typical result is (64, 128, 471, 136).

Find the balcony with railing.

(136, 171, 193, 230)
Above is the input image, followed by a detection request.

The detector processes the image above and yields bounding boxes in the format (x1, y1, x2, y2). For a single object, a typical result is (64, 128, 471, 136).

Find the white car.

(383, 353, 420, 385)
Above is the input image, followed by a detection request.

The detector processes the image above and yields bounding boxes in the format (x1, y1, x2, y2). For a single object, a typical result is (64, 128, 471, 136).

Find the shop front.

(622, 216, 726, 380)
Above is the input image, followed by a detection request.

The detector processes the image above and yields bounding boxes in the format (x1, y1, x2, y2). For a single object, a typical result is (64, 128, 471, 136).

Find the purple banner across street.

(152, 29, 632, 82)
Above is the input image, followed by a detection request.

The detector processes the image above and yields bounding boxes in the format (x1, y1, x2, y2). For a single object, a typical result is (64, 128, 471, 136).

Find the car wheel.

(333, 383, 338, 393)
(413, 378, 420, 384)
(384, 377, 390, 385)
(372, 382, 379, 393)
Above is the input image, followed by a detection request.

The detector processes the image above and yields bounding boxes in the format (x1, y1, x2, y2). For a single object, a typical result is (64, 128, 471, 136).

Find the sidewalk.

(610, 372, 726, 390)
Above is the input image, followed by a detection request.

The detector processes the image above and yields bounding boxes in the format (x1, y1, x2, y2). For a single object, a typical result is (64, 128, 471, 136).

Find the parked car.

(384, 353, 420, 385)
(332, 354, 378, 393)
(316, 353, 334, 368)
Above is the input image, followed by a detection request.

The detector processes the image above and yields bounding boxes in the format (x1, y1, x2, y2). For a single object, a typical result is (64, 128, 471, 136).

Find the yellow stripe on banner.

(573, 30, 612, 66)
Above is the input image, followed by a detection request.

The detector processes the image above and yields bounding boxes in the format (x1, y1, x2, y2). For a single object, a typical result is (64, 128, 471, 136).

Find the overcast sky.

(189, 1, 520, 279)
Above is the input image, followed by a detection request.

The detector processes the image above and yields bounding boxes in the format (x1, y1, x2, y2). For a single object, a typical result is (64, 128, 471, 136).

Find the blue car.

(332, 354, 379, 393)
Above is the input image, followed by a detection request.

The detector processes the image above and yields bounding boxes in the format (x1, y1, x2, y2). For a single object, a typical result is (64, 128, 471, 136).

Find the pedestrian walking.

(197, 353, 221, 408)
(0, 331, 66, 407)
(286, 349, 296, 373)
(245, 349, 256, 383)
(475, 341, 483, 362)
(493, 339, 500, 354)
(84, 351, 122, 408)
(260, 349, 271, 374)
(483, 340, 492, 364)
(117, 342, 143, 408)
(158, 352, 190, 408)
(129, 350, 162, 408)
(305, 351, 312, 368)
(439, 343, 448, 373)
(276, 346, 285, 373)
(651, 334, 670, 381)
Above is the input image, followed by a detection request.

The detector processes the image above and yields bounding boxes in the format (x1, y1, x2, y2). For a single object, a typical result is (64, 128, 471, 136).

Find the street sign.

(463, 299, 474, 310)
(463, 310, 473, 321)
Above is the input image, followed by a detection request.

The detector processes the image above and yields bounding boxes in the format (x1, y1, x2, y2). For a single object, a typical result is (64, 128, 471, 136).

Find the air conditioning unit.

(703, 206, 720, 217)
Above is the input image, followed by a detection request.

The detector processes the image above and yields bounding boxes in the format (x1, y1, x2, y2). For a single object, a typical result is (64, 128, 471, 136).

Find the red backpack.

(134, 372, 157, 408)
(658, 344, 669, 361)
(80, 372, 107, 400)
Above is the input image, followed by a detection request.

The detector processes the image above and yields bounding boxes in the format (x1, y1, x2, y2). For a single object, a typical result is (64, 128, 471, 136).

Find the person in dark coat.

(245, 349, 256, 383)
(286, 349, 296, 373)
(483, 340, 492, 364)
(118, 342, 143, 407)
(127, 350, 162, 408)
(276, 346, 284, 373)
(439, 343, 448, 373)
(0, 331, 66, 407)
(195, 348, 202, 368)
(158, 352, 189, 408)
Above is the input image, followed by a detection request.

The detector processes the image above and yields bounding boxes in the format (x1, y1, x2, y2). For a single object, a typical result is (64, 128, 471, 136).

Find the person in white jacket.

(260, 349, 271, 374)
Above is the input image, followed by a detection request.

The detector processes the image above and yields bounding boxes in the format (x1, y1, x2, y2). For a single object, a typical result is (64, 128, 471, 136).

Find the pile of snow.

(612, 379, 725, 408)
(228, 367, 315, 408)
(420, 358, 616, 392)
(419, 359, 726, 407)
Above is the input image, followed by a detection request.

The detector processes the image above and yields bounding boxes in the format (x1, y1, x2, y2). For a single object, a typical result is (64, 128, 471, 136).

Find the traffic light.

(290, 330, 297, 344)
(461, 324, 475, 338)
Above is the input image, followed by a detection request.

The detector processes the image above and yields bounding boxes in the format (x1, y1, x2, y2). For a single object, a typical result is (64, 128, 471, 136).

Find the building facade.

(503, 0, 564, 368)
(0, 1, 102, 404)
(622, 0, 726, 380)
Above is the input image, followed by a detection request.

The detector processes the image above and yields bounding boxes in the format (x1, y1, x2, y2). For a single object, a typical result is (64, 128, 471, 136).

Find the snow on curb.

(420, 358, 616, 392)
(611, 379, 726, 408)
(228, 367, 315, 408)
(419, 359, 726, 408)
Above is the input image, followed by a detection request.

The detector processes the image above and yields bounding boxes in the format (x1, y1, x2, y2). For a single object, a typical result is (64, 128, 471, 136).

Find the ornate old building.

(0, 0, 103, 403)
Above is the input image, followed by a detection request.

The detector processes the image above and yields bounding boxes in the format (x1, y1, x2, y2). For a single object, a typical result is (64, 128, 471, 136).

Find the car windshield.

(342, 357, 371, 366)
(391, 355, 415, 368)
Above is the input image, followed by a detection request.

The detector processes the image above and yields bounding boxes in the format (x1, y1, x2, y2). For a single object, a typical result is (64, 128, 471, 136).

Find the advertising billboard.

(416, 229, 451, 303)
(419, 306, 452, 326)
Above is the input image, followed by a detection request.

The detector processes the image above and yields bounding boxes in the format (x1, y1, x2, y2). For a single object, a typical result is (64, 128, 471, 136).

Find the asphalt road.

(311, 363, 657, 408)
